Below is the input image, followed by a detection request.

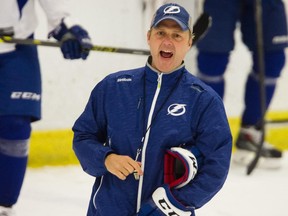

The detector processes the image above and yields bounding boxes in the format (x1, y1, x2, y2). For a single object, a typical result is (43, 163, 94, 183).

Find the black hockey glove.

(49, 17, 92, 60)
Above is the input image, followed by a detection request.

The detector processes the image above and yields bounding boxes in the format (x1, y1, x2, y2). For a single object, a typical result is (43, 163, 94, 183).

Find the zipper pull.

(135, 148, 142, 161)
(157, 73, 163, 88)
(137, 97, 142, 109)
(108, 138, 111, 147)
(134, 148, 142, 180)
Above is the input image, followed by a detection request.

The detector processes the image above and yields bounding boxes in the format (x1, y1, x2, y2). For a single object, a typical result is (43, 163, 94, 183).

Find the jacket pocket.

(93, 176, 104, 210)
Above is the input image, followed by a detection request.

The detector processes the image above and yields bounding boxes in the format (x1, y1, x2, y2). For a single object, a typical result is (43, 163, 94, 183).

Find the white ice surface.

(15, 153, 288, 216)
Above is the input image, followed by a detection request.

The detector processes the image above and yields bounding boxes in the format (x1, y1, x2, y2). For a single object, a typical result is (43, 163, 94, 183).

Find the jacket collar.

(145, 56, 185, 86)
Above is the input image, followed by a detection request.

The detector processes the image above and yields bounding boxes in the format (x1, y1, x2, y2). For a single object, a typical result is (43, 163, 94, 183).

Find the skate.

(233, 126, 283, 169)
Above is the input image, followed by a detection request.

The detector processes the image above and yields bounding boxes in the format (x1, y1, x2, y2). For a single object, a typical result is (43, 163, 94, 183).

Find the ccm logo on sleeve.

(11, 92, 41, 101)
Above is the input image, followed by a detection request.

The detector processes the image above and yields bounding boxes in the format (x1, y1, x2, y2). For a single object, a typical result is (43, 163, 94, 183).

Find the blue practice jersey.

(0, 0, 74, 120)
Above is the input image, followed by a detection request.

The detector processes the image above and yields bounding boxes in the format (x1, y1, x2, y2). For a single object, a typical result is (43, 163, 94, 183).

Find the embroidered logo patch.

(117, 78, 132, 82)
(167, 103, 186, 116)
(164, 5, 181, 14)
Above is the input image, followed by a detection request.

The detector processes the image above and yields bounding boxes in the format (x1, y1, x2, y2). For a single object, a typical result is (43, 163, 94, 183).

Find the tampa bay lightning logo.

(167, 104, 186, 116)
(164, 6, 181, 14)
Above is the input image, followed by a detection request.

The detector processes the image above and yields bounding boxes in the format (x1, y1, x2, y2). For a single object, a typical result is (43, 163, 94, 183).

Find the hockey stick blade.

(247, 140, 263, 175)
(192, 13, 211, 44)
(0, 13, 210, 55)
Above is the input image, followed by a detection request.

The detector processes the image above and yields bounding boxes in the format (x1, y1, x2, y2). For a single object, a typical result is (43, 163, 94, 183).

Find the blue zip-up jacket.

(72, 58, 232, 216)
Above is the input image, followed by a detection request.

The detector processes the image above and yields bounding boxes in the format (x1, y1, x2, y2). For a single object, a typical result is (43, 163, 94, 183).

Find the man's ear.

(147, 30, 151, 45)
(188, 37, 193, 49)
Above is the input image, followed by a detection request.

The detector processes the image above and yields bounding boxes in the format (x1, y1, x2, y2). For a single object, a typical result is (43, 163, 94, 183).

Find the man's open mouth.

(160, 50, 173, 58)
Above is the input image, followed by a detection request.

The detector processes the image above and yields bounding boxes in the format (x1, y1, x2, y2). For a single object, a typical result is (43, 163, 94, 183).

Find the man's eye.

(174, 34, 181, 38)
(173, 34, 183, 41)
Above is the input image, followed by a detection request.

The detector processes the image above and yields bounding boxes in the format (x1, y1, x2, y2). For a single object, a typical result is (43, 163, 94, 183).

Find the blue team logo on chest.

(167, 103, 186, 116)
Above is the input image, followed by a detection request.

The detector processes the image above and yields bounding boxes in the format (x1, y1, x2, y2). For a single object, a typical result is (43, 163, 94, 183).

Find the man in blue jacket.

(73, 3, 232, 216)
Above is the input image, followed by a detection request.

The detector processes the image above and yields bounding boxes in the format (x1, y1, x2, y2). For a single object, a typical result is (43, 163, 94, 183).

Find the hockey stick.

(247, 0, 266, 175)
(0, 36, 151, 55)
(266, 118, 288, 124)
(192, 13, 211, 44)
(0, 13, 211, 56)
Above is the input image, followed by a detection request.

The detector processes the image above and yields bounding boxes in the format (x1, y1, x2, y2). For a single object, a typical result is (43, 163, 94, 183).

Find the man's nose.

(162, 35, 173, 44)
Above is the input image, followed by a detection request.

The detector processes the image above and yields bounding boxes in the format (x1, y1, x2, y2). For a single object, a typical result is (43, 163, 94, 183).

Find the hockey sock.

(242, 74, 275, 126)
(197, 52, 229, 98)
(0, 151, 28, 206)
(0, 115, 31, 206)
(242, 50, 285, 126)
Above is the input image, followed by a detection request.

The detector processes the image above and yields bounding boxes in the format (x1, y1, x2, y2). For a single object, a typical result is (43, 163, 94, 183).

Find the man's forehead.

(154, 19, 184, 30)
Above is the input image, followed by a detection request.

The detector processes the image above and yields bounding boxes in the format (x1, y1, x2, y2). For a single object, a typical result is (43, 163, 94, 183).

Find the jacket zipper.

(136, 72, 163, 212)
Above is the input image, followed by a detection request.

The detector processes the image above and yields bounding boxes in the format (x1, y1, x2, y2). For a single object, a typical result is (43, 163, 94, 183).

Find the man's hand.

(104, 153, 143, 180)
(49, 17, 92, 60)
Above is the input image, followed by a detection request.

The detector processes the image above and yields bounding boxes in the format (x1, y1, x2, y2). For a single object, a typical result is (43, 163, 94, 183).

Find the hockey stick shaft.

(0, 13, 210, 56)
(247, 0, 266, 175)
(0, 36, 151, 55)
(266, 119, 288, 124)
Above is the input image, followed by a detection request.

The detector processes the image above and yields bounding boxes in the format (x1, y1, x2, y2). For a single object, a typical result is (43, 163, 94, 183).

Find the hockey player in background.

(0, 0, 92, 215)
(73, 3, 232, 216)
(196, 0, 287, 168)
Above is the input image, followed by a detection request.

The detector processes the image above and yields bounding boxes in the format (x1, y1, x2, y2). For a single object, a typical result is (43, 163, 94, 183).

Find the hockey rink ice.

(14, 154, 288, 216)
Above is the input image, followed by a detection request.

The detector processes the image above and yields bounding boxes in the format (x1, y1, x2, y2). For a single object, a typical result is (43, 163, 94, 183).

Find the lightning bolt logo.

(167, 104, 186, 116)
(164, 6, 181, 15)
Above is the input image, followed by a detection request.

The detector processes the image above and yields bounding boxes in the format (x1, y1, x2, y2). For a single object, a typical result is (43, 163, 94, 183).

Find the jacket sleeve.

(38, 0, 71, 32)
(0, 0, 19, 28)
(173, 93, 232, 209)
(72, 79, 114, 177)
